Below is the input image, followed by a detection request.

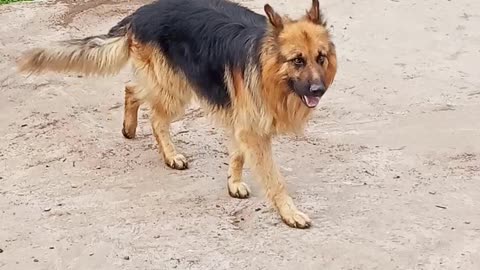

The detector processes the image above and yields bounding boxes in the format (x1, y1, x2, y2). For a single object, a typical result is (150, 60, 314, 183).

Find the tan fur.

(122, 85, 141, 139)
(16, 0, 338, 229)
(17, 36, 130, 76)
(127, 41, 192, 169)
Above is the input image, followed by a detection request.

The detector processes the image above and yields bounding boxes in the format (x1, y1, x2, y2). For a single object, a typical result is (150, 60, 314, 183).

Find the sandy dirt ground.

(0, 0, 479, 269)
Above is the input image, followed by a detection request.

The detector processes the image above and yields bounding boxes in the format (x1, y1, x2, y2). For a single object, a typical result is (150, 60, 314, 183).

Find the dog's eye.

(317, 55, 326, 65)
(292, 57, 305, 67)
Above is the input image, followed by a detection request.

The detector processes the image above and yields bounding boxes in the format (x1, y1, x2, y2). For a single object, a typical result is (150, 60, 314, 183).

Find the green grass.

(0, 0, 33, 4)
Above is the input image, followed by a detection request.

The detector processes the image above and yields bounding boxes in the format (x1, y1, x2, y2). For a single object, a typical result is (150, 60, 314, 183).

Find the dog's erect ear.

(306, 0, 325, 25)
(264, 4, 283, 30)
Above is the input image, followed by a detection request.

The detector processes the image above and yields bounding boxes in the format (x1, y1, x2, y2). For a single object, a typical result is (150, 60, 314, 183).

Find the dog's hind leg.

(227, 135, 250, 199)
(150, 106, 189, 170)
(129, 60, 191, 169)
(122, 84, 142, 139)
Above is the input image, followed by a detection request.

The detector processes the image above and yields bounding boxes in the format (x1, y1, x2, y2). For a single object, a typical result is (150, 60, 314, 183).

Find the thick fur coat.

(17, 0, 338, 228)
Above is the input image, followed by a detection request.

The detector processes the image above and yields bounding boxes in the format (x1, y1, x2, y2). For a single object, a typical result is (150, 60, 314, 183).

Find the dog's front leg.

(236, 130, 311, 229)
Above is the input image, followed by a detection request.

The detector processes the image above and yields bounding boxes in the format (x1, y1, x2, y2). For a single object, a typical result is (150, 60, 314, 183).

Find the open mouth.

(301, 95, 321, 108)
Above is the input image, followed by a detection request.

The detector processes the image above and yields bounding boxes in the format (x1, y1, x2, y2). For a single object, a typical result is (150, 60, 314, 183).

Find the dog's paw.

(122, 123, 136, 139)
(228, 181, 250, 199)
(165, 154, 188, 170)
(280, 209, 311, 229)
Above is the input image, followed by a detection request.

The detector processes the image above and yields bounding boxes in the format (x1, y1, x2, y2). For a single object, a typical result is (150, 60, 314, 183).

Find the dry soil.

(1, 0, 479, 269)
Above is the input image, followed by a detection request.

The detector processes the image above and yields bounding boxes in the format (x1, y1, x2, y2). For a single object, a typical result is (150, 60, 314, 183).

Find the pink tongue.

(304, 96, 320, 107)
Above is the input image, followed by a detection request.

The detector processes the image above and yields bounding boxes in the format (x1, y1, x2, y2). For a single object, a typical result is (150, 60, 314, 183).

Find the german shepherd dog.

(17, 0, 337, 228)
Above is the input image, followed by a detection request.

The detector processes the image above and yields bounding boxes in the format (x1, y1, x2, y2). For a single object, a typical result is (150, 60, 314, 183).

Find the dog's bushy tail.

(17, 15, 133, 77)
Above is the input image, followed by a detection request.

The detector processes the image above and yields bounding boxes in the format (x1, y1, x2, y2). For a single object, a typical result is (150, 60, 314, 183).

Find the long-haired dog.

(17, 0, 337, 228)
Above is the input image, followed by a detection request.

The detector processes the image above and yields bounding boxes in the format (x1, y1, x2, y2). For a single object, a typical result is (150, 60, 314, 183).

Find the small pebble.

(123, 256, 130, 261)
(255, 208, 261, 212)
(465, 221, 471, 225)
(0, 248, 3, 253)
(33, 259, 39, 262)
(429, 191, 437, 195)
(44, 207, 51, 212)
(49, 246, 55, 250)
(393, 175, 400, 179)
(89, 253, 94, 256)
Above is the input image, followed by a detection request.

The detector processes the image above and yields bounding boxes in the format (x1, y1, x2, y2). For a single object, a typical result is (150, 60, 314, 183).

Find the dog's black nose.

(309, 84, 325, 94)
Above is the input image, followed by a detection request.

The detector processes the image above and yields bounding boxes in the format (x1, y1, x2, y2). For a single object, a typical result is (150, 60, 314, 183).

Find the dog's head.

(264, 0, 337, 108)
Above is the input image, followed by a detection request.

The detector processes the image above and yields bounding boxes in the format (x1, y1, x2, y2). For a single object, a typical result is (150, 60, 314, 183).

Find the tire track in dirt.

(54, 0, 150, 27)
